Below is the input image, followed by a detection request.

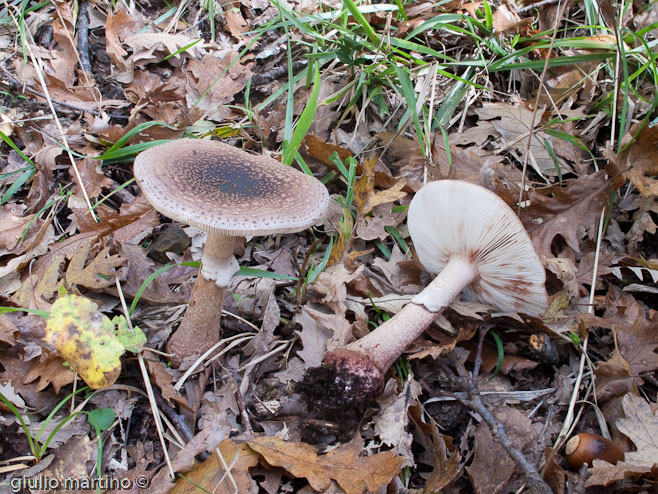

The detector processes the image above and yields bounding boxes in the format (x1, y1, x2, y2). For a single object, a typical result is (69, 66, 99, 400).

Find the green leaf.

(87, 408, 116, 431)
(282, 63, 321, 167)
(113, 316, 147, 353)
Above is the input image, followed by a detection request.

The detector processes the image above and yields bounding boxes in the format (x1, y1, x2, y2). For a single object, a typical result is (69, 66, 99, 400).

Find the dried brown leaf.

(303, 135, 352, 167)
(0, 315, 18, 345)
(65, 244, 125, 290)
(224, 8, 250, 37)
(247, 436, 404, 494)
(0, 203, 44, 255)
(71, 157, 113, 199)
(146, 355, 188, 408)
(525, 169, 624, 257)
(24, 356, 76, 393)
(295, 308, 332, 368)
(466, 407, 533, 494)
(619, 124, 658, 197)
(171, 439, 259, 494)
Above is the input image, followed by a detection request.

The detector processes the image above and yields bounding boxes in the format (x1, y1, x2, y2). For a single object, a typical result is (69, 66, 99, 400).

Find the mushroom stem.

(345, 255, 478, 373)
(307, 256, 478, 408)
(166, 234, 237, 366)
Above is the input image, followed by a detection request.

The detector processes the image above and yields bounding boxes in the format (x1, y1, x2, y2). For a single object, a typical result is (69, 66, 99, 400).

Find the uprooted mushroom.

(304, 179, 548, 409)
(134, 138, 328, 366)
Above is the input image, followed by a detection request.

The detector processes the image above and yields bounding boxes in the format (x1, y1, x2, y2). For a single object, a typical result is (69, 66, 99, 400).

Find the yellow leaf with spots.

(44, 293, 145, 389)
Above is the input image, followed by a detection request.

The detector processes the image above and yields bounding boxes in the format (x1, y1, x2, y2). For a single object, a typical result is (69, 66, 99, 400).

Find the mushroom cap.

(407, 180, 547, 315)
(134, 139, 329, 236)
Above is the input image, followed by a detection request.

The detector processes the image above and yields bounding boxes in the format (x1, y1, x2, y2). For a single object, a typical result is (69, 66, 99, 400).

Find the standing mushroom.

(305, 180, 547, 409)
(134, 139, 328, 366)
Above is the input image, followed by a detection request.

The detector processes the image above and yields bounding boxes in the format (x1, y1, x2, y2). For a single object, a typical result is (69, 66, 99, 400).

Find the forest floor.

(0, 1, 657, 493)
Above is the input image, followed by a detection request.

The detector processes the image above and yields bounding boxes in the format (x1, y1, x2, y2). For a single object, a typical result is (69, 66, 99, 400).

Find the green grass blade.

(282, 63, 321, 166)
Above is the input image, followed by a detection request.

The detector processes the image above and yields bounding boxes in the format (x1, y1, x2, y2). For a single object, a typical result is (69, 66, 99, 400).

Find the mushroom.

(134, 139, 328, 366)
(305, 180, 547, 409)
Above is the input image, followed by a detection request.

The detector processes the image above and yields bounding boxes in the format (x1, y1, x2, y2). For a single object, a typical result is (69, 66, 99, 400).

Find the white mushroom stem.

(201, 234, 240, 286)
(344, 256, 478, 373)
(166, 234, 237, 366)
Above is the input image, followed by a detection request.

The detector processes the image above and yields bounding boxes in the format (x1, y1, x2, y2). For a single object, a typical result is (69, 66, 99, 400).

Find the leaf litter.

(0, 1, 656, 493)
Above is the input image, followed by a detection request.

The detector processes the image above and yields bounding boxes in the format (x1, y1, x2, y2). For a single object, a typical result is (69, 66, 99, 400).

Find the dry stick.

(54, 2, 95, 95)
(517, 0, 570, 215)
(438, 330, 553, 494)
(114, 277, 175, 479)
(517, 0, 561, 14)
(153, 391, 195, 443)
(76, 2, 93, 74)
(231, 371, 254, 436)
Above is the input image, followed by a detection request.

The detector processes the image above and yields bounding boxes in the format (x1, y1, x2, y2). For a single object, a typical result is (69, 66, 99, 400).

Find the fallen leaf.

(170, 439, 259, 494)
(466, 406, 534, 493)
(0, 314, 19, 345)
(475, 102, 571, 177)
(64, 244, 125, 290)
(303, 135, 352, 167)
(44, 292, 146, 389)
(71, 157, 113, 199)
(23, 356, 76, 393)
(619, 124, 658, 197)
(224, 7, 250, 38)
(295, 308, 332, 368)
(145, 355, 188, 407)
(374, 379, 419, 465)
(409, 405, 461, 492)
(247, 436, 404, 494)
(0, 203, 45, 255)
(525, 169, 624, 257)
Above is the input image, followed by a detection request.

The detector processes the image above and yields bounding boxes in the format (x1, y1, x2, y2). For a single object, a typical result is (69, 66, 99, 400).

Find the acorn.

(565, 433, 624, 469)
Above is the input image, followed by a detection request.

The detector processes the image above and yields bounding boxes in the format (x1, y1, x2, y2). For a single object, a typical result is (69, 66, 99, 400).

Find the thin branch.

(438, 351, 553, 494)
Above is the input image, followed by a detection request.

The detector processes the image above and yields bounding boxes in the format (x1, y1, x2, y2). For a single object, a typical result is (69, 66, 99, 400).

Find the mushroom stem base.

(166, 275, 227, 367)
(302, 348, 384, 411)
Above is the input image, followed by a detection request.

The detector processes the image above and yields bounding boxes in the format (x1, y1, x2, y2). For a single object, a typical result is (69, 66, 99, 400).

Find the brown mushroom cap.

(407, 180, 547, 315)
(134, 139, 329, 236)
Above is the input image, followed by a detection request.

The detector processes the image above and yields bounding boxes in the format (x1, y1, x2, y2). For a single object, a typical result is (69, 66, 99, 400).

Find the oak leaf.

(247, 436, 404, 494)
(525, 169, 624, 257)
(171, 439, 259, 494)
(23, 356, 76, 393)
(65, 244, 124, 290)
(619, 124, 658, 197)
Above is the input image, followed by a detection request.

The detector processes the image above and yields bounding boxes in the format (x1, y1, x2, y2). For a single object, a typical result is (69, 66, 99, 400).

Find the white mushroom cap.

(407, 180, 547, 315)
(134, 139, 329, 236)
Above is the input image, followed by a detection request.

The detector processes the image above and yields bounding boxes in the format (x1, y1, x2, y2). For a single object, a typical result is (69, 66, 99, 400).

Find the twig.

(231, 371, 254, 436)
(77, 2, 92, 74)
(438, 331, 553, 494)
(517, 0, 561, 14)
(153, 392, 195, 443)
